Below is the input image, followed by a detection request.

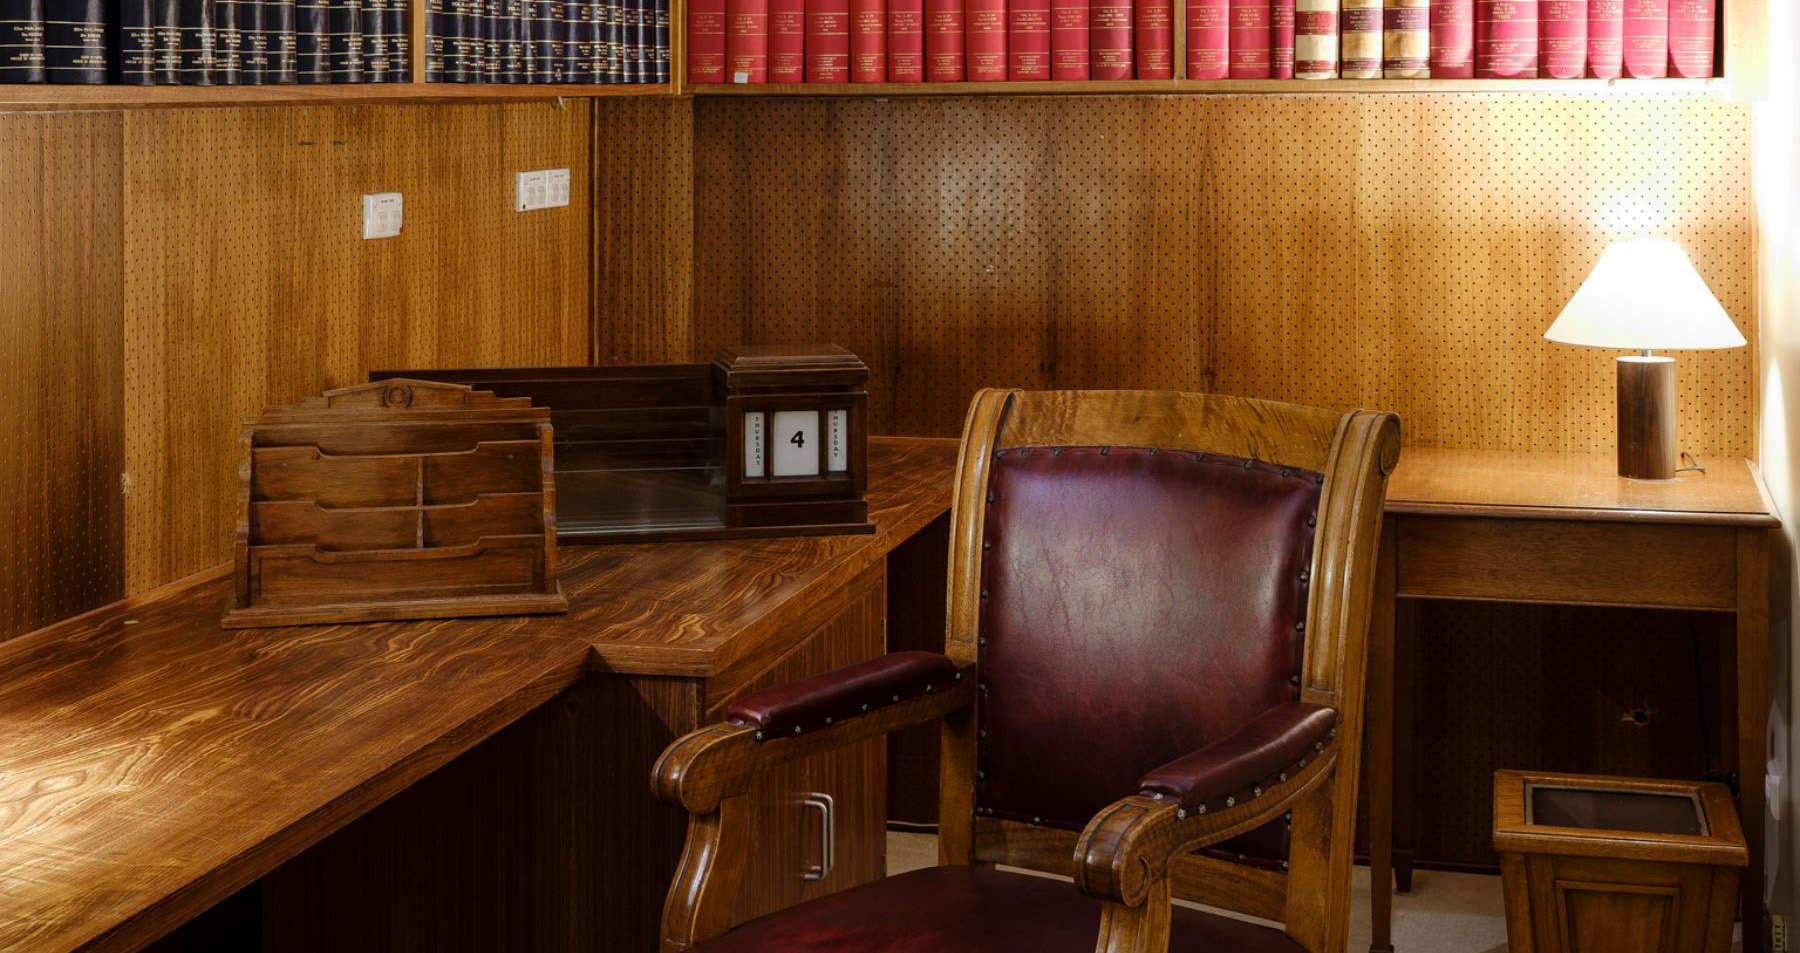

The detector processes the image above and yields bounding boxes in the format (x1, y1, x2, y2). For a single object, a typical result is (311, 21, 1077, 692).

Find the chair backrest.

(938, 389, 1399, 937)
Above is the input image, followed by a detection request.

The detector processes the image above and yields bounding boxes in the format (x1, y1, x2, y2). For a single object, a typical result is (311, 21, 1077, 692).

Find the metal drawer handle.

(801, 792, 835, 881)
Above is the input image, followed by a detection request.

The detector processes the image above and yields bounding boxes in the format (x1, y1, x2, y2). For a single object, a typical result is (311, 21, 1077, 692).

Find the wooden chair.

(652, 389, 1402, 953)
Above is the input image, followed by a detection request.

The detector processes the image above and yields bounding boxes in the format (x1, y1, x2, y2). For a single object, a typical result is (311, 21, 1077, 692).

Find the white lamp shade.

(1544, 238, 1745, 351)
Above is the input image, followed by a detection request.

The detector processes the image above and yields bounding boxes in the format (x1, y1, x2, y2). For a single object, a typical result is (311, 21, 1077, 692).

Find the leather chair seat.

(690, 866, 1305, 953)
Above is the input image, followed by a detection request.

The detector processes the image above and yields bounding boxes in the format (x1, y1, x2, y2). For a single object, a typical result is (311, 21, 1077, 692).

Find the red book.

(1269, 0, 1293, 77)
(1228, 0, 1270, 77)
(1090, 0, 1130, 78)
(689, 0, 727, 81)
(771, 0, 806, 80)
(1187, 0, 1227, 78)
(926, 0, 964, 78)
(1667, 0, 1713, 77)
(967, 0, 1005, 79)
(1009, 0, 1048, 77)
(807, 0, 851, 81)
(1586, 0, 1621, 75)
(888, 0, 923, 79)
(1621, 0, 1664, 77)
(1539, 0, 1584, 76)
(1136, 0, 1172, 77)
(726, 0, 769, 82)
(1475, 0, 1536, 77)
(1430, 0, 1474, 75)
(1051, 0, 1087, 78)
(852, 0, 885, 79)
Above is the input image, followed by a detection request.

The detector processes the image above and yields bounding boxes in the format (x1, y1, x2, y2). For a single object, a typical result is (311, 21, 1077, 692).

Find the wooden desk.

(0, 436, 958, 953)
(1365, 449, 1778, 953)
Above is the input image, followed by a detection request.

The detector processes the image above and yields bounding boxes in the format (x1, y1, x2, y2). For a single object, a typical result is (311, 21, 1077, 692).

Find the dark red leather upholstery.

(689, 866, 1305, 953)
(978, 447, 1320, 837)
(725, 651, 964, 738)
(1138, 701, 1337, 810)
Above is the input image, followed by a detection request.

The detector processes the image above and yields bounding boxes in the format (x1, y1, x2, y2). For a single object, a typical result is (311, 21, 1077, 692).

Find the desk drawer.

(1396, 516, 1738, 611)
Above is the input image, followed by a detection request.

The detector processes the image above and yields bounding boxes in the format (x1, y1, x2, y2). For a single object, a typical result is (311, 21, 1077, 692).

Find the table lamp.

(1544, 238, 1745, 480)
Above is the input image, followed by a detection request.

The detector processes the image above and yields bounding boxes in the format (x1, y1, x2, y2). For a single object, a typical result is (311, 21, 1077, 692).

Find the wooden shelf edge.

(0, 82, 671, 110)
(687, 77, 1731, 97)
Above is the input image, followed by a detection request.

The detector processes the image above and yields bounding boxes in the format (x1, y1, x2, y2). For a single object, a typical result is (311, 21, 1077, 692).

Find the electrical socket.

(361, 192, 403, 240)
(1774, 914, 1790, 953)
(515, 169, 570, 211)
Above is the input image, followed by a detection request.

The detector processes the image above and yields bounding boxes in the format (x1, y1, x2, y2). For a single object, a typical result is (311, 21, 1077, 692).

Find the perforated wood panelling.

(596, 98, 696, 365)
(692, 94, 1753, 455)
(0, 112, 126, 642)
(123, 102, 591, 595)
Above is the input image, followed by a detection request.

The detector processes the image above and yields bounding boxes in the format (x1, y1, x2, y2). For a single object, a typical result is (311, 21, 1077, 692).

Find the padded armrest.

(725, 651, 965, 739)
(1137, 702, 1338, 812)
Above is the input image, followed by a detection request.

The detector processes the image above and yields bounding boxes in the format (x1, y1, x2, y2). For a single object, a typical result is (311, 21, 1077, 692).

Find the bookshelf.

(686, 77, 1730, 96)
(0, 82, 669, 108)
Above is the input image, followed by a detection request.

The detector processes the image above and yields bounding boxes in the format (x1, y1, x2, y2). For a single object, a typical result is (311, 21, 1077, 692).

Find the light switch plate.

(515, 171, 547, 212)
(545, 168, 570, 208)
(361, 192, 403, 240)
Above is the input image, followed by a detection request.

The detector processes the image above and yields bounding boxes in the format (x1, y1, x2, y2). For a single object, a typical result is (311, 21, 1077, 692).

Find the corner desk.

(1365, 449, 1779, 953)
(0, 437, 958, 953)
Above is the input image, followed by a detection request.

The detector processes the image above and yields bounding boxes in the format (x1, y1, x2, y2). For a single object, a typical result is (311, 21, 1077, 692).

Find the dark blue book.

(424, 0, 445, 78)
(42, 0, 105, 82)
(524, 0, 552, 80)
(0, 0, 46, 81)
(292, 0, 323, 78)
(240, 0, 267, 81)
(493, 0, 516, 79)
(214, 0, 241, 82)
(176, 0, 215, 84)
(112, 0, 157, 82)
(381, 0, 402, 78)
(150, 0, 176, 80)
(651, 0, 663, 80)
(268, 0, 297, 81)
(325, 0, 360, 80)
(444, 0, 473, 78)
(359, 0, 383, 79)
(555, 0, 581, 80)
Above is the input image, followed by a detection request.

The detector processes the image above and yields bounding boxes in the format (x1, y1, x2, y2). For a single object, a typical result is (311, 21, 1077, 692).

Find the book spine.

(477, 0, 494, 79)
(923, 0, 959, 77)
(725, 0, 766, 81)
(1382, 0, 1427, 76)
(1474, 0, 1534, 77)
(886, 0, 919, 79)
(1584, 0, 1617, 75)
(965, 0, 1001, 79)
(1666, 0, 1711, 77)
(241, 0, 267, 82)
(588, 0, 604, 82)
(361, 0, 384, 80)
(1293, 0, 1335, 77)
(517, 0, 537, 79)
(1268, 0, 1292, 77)
(805, 0, 848, 80)
(1007, 0, 1044, 78)
(765, 0, 799, 77)
(851, 0, 882, 79)
(267, 0, 295, 80)
(1620, 0, 1662, 76)
(1049, 0, 1082, 77)
(655, 0, 668, 79)
(1428, 0, 1471, 74)
(1340, 0, 1379, 76)
(629, 0, 642, 81)
(1538, 0, 1583, 77)
(386, 0, 407, 79)
(152, 0, 180, 80)
(180, 0, 218, 83)
(1226, 0, 1268, 78)
(426, 0, 448, 77)
(42, 0, 105, 82)
(218, 0, 245, 82)
(115, 0, 157, 81)
(1185, 0, 1224, 78)
(0, 0, 46, 81)
(293, 0, 325, 78)
(687, 0, 722, 79)
(1088, 0, 1127, 77)
(327, 0, 361, 79)
(499, 0, 520, 80)
(1136, 0, 1171, 78)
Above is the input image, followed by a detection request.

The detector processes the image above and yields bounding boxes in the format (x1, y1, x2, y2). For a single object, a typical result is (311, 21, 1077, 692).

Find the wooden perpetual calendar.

(373, 345, 872, 543)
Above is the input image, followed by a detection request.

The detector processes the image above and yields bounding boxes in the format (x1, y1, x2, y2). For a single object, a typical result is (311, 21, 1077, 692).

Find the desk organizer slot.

(225, 379, 567, 628)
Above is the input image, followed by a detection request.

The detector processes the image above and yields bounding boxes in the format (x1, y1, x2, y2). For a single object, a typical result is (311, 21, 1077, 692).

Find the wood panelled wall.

(689, 94, 1755, 453)
(0, 102, 591, 640)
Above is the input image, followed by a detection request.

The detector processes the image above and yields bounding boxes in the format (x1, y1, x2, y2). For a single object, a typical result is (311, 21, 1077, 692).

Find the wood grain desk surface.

(1386, 448, 1779, 527)
(0, 436, 958, 953)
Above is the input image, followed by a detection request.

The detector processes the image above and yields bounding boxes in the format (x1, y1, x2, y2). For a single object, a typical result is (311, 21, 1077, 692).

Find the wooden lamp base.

(1616, 355, 1677, 480)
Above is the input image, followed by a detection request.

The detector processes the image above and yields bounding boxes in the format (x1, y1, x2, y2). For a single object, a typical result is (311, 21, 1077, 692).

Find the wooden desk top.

(1386, 449, 1780, 528)
(0, 437, 958, 953)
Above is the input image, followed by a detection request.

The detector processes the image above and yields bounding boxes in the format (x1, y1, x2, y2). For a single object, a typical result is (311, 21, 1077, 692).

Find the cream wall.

(1754, 0, 1800, 933)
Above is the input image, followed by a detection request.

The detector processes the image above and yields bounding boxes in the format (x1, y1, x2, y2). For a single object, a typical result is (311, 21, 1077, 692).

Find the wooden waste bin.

(1493, 770, 1747, 953)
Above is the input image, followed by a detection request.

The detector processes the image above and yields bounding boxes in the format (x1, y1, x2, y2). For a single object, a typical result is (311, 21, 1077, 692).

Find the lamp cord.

(1676, 451, 1706, 474)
